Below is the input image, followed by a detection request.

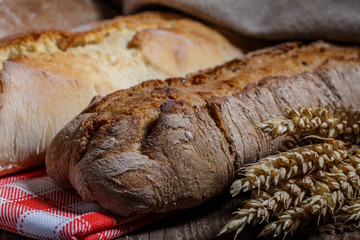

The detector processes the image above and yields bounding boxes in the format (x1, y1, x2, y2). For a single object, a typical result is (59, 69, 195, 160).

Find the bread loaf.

(0, 12, 241, 176)
(45, 41, 360, 216)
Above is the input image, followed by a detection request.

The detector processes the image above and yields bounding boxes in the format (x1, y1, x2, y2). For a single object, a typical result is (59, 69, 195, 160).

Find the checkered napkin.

(0, 166, 166, 240)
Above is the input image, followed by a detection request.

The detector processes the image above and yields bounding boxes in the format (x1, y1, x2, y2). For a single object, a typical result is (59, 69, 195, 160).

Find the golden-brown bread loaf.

(46, 41, 360, 216)
(0, 12, 241, 176)
(0, 0, 113, 38)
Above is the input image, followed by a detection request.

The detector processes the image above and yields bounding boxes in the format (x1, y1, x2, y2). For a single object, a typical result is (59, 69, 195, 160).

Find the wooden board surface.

(2, 191, 360, 240)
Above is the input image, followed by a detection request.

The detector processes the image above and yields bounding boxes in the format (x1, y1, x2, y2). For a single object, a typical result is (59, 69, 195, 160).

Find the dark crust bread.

(46, 41, 360, 216)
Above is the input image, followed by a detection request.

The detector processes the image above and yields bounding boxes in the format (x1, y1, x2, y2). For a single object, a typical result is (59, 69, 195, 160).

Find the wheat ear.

(231, 140, 347, 196)
(330, 154, 360, 224)
(220, 173, 320, 237)
(223, 158, 360, 238)
(258, 160, 360, 238)
(259, 183, 346, 238)
(257, 106, 360, 142)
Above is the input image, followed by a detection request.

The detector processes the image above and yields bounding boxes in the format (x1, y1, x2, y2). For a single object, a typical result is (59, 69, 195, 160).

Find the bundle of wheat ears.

(220, 106, 360, 239)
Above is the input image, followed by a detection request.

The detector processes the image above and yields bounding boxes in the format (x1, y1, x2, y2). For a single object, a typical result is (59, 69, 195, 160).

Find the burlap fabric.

(123, 0, 360, 42)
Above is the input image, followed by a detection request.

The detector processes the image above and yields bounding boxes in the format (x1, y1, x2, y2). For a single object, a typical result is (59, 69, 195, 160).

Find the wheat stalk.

(220, 179, 310, 237)
(255, 160, 360, 238)
(231, 140, 347, 196)
(257, 106, 360, 143)
(223, 173, 348, 238)
(332, 155, 360, 224)
(221, 172, 325, 237)
(223, 150, 360, 238)
(259, 183, 346, 238)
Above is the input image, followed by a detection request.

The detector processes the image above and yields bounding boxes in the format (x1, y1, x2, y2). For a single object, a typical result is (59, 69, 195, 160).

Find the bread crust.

(46, 41, 360, 216)
(0, 12, 241, 176)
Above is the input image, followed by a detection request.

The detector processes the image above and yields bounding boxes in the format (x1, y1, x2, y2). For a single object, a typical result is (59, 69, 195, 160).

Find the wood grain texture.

(119, 191, 254, 240)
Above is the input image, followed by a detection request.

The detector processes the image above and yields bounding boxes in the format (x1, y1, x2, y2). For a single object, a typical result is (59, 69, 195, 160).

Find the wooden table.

(1, 191, 359, 240)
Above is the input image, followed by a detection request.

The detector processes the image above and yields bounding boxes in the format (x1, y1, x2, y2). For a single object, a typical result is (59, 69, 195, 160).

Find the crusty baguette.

(0, 12, 241, 176)
(46, 41, 360, 216)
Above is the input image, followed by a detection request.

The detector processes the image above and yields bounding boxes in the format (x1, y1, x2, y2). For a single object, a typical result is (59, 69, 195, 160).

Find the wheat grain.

(231, 140, 347, 196)
(338, 162, 360, 193)
(257, 106, 360, 142)
(344, 153, 360, 175)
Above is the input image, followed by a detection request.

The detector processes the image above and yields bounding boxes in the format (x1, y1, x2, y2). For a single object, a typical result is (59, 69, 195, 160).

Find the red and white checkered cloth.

(0, 166, 167, 240)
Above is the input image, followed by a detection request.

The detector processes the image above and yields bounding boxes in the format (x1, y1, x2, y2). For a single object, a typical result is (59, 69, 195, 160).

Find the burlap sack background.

(123, 0, 360, 43)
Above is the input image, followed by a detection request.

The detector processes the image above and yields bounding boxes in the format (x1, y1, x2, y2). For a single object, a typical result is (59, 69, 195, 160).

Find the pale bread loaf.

(0, 12, 242, 176)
